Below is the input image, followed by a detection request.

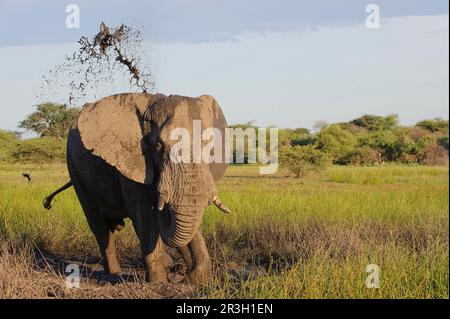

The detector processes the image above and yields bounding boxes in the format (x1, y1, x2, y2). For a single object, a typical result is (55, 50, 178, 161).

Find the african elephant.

(44, 93, 231, 284)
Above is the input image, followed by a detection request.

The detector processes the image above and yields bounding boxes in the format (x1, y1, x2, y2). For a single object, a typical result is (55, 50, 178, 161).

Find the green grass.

(0, 163, 448, 298)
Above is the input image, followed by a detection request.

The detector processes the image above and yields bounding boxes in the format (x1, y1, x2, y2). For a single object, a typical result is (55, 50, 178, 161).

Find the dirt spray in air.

(37, 22, 154, 106)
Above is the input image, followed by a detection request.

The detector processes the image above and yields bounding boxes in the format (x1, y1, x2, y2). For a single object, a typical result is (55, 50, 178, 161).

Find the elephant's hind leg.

(73, 184, 121, 275)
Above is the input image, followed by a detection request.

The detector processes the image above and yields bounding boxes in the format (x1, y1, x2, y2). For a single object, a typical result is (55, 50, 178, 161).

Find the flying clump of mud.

(38, 22, 154, 106)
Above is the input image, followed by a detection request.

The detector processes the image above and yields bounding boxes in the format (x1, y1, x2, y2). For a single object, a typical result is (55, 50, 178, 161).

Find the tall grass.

(0, 164, 448, 298)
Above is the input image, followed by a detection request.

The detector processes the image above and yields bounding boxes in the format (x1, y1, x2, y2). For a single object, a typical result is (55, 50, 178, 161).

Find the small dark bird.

(22, 165, 38, 182)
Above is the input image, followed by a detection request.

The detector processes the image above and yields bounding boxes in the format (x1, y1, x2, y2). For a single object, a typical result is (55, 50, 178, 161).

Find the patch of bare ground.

(0, 243, 196, 299)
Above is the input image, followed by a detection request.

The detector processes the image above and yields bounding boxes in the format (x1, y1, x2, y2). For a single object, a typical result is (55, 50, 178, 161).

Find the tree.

(350, 114, 398, 131)
(313, 120, 328, 132)
(19, 103, 80, 138)
(315, 125, 357, 163)
(416, 118, 449, 133)
(278, 128, 314, 147)
(280, 145, 329, 178)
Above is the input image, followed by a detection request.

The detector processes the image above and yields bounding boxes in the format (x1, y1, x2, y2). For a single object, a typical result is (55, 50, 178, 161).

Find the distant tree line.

(277, 115, 448, 176)
(230, 114, 448, 177)
(0, 103, 448, 170)
(0, 103, 79, 163)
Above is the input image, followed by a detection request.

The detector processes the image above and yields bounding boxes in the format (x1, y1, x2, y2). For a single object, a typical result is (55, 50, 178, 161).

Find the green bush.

(350, 114, 398, 131)
(339, 146, 382, 166)
(315, 125, 357, 163)
(0, 130, 20, 162)
(359, 129, 419, 162)
(437, 136, 449, 151)
(420, 143, 448, 166)
(279, 128, 314, 147)
(280, 145, 330, 178)
(11, 137, 66, 163)
(416, 118, 449, 133)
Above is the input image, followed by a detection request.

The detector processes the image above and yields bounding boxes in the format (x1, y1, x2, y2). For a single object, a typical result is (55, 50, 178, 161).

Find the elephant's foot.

(177, 231, 212, 286)
(103, 257, 122, 275)
(186, 258, 212, 286)
(145, 269, 168, 283)
(143, 238, 169, 283)
(143, 249, 170, 283)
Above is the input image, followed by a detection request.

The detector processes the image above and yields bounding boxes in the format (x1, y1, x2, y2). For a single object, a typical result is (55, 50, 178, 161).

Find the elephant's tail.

(43, 181, 73, 210)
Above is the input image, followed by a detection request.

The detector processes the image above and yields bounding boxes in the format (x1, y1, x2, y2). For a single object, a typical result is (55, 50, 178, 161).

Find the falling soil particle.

(37, 22, 154, 106)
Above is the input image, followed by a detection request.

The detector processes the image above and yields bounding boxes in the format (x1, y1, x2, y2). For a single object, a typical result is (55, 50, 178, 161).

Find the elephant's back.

(67, 124, 125, 209)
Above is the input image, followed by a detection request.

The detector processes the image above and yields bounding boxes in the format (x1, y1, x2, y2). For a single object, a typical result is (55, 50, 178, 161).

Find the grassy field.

(0, 163, 448, 298)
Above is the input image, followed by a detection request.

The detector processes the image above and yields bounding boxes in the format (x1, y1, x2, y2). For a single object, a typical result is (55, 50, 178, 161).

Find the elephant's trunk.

(157, 163, 215, 248)
(159, 206, 204, 247)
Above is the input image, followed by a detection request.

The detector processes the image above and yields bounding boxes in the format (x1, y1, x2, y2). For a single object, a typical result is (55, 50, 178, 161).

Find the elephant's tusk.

(212, 196, 231, 214)
(158, 194, 168, 211)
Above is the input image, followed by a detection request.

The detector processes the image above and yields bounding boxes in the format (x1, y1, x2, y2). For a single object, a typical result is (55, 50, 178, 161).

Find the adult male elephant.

(44, 93, 231, 284)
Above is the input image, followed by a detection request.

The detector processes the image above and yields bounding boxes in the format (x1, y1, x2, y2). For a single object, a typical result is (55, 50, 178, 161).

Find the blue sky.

(0, 0, 448, 131)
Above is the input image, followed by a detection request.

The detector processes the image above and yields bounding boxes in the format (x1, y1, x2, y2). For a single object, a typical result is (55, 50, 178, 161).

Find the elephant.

(44, 92, 231, 284)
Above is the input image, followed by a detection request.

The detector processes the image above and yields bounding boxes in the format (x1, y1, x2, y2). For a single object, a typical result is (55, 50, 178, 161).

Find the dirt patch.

(0, 242, 197, 299)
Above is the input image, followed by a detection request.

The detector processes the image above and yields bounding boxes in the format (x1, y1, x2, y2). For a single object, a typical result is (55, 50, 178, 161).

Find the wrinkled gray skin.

(66, 93, 228, 284)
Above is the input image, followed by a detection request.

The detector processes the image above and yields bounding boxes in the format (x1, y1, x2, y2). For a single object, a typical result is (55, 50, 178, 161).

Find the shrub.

(416, 118, 449, 133)
(11, 137, 66, 163)
(411, 135, 434, 161)
(360, 130, 396, 161)
(420, 143, 448, 166)
(280, 145, 330, 178)
(391, 129, 416, 161)
(361, 129, 418, 162)
(409, 127, 429, 141)
(437, 136, 449, 151)
(339, 147, 382, 166)
(315, 125, 357, 163)
(0, 130, 20, 162)
(350, 114, 398, 131)
(279, 128, 314, 147)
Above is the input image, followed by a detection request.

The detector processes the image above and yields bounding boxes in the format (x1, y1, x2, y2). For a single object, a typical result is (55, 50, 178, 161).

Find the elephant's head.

(77, 93, 230, 247)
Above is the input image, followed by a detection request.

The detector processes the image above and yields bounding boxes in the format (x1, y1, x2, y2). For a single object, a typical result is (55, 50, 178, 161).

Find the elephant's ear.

(198, 95, 229, 181)
(78, 93, 163, 185)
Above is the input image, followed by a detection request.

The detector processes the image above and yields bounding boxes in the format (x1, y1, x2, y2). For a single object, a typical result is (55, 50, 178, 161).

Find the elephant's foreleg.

(133, 219, 168, 283)
(181, 230, 212, 285)
(142, 237, 168, 283)
(130, 215, 168, 283)
(121, 179, 168, 283)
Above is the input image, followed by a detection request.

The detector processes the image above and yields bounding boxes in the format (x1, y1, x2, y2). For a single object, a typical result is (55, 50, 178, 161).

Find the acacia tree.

(19, 103, 80, 139)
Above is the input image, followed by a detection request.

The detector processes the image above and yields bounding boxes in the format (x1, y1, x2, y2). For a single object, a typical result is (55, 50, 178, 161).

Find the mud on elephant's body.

(47, 93, 230, 284)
